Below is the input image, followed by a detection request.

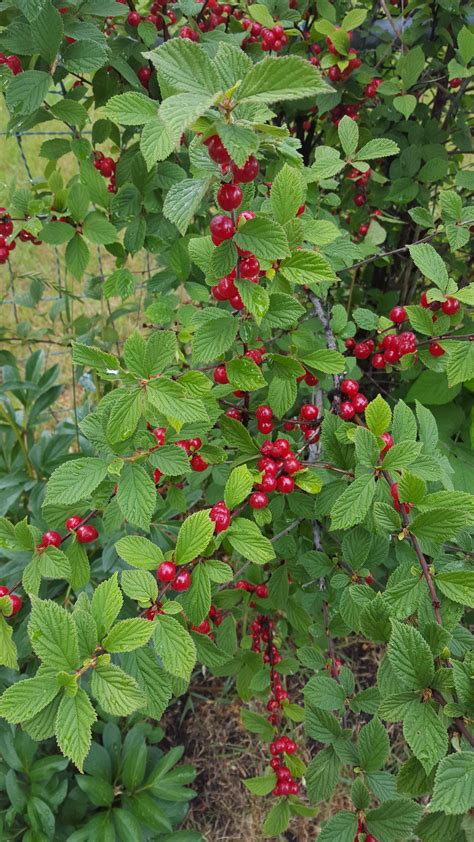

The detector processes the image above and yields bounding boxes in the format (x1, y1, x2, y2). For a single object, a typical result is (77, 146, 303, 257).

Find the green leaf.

(388, 620, 434, 691)
(358, 717, 390, 773)
(263, 799, 290, 836)
(0, 674, 60, 724)
(304, 674, 346, 711)
(72, 342, 120, 374)
(236, 55, 328, 104)
(403, 702, 448, 774)
(181, 563, 211, 625)
(55, 688, 97, 773)
(226, 357, 266, 391)
(381, 441, 422, 470)
(430, 751, 474, 815)
(91, 662, 145, 715)
(65, 234, 90, 279)
(446, 342, 474, 387)
(398, 46, 425, 90)
(356, 138, 400, 161)
(270, 164, 305, 225)
(192, 311, 238, 363)
(366, 799, 423, 841)
(103, 619, 154, 653)
(145, 39, 221, 96)
(280, 250, 336, 284)
(0, 615, 17, 669)
(115, 536, 163, 570)
(227, 518, 275, 564)
(82, 212, 117, 246)
(150, 444, 192, 476)
(91, 573, 123, 638)
(330, 475, 376, 530)
(103, 92, 158, 124)
(236, 280, 270, 323)
(29, 598, 80, 671)
(398, 470, 426, 504)
(122, 648, 172, 721)
(153, 615, 196, 679)
(436, 571, 474, 608)
(302, 349, 346, 374)
(234, 215, 290, 261)
(410, 509, 471, 543)
(121, 570, 158, 604)
(243, 774, 276, 796)
(318, 812, 358, 842)
(408, 243, 449, 290)
(140, 117, 177, 168)
(6, 70, 50, 116)
(45, 458, 107, 506)
(394, 95, 417, 119)
(145, 330, 177, 376)
(163, 177, 211, 235)
(342, 9, 367, 29)
(32, 2, 64, 64)
(117, 464, 156, 531)
(305, 746, 340, 804)
(365, 394, 392, 436)
(175, 510, 214, 564)
(338, 116, 359, 157)
(354, 426, 381, 467)
(224, 465, 254, 509)
(39, 221, 75, 245)
(147, 378, 208, 423)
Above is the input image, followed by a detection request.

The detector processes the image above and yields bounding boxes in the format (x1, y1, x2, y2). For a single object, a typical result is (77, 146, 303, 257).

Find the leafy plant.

(0, 0, 473, 839)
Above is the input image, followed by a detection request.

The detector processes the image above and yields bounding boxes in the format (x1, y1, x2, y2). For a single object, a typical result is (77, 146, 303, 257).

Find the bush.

(0, 0, 473, 839)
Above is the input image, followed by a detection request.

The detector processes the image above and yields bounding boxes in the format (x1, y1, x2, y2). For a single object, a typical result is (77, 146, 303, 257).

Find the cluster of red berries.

(93, 151, 117, 193)
(0, 209, 16, 264)
(0, 586, 22, 617)
(237, 581, 269, 599)
(38, 518, 99, 550)
(363, 77, 382, 98)
(247, 434, 307, 507)
(127, 3, 177, 32)
(321, 35, 362, 83)
(269, 737, 299, 797)
(210, 500, 232, 533)
(338, 379, 369, 421)
(242, 20, 288, 52)
(156, 560, 192, 592)
(150, 427, 209, 480)
(328, 101, 361, 126)
(354, 820, 378, 842)
(0, 53, 22, 75)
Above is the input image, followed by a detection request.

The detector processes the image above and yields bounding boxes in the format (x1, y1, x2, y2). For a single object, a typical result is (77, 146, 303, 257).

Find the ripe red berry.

(210, 503, 231, 533)
(76, 524, 99, 544)
(354, 341, 372, 359)
(153, 468, 162, 484)
(371, 353, 386, 369)
(206, 135, 230, 165)
(300, 404, 319, 421)
(328, 65, 341, 82)
(231, 156, 259, 183)
(341, 379, 359, 398)
(259, 474, 277, 493)
(272, 438, 290, 458)
(173, 570, 192, 592)
(339, 401, 355, 420)
(429, 342, 445, 357)
(277, 475, 294, 494)
(138, 66, 152, 86)
(352, 393, 368, 413)
(390, 306, 407, 323)
(250, 491, 268, 509)
(226, 407, 242, 421)
(358, 223, 369, 236)
(365, 573, 375, 585)
(283, 456, 301, 474)
(191, 454, 208, 472)
(239, 255, 260, 279)
(380, 432, 394, 454)
(441, 297, 460, 316)
(157, 561, 176, 583)
(213, 365, 229, 384)
(256, 405, 272, 421)
(258, 420, 273, 435)
(65, 516, 82, 531)
(209, 214, 235, 245)
(217, 182, 243, 211)
(245, 349, 262, 365)
(0, 586, 9, 597)
(255, 584, 268, 598)
(354, 193, 366, 207)
(449, 77, 462, 88)
(9, 594, 22, 616)
(193, 619, 211, 634)
(41, 530, 62, 548)
(127, 10, 142, 25)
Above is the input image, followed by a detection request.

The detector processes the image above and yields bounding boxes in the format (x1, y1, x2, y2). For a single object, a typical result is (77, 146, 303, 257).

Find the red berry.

(390, 306, 407, 323)
(226, 408, 242, 421)
(328, 65, 341, 82)
(127, 10, 142, 25)
(272, 438, 290, 458)
(371, 353, 386, 369)
(41, 530, 62, 548)
(380, 432, 394, 454)
(146, 605, 160, 621)
(0, 586, 9, 597)
(365, 573, 375, 585)
(256, 405, 273, 421)
(191, 454, 208, 472)
(258, 420, 273, 434)
(341, 379, 359, 398)
(255, 584, 268, 598)
(259, 474, 277, 493)
(344, 338, 356, 351)
(209, 215, 235, 244)
(283, 456, 301, 474)
(284, 738, 297, 754)
(9, 594, 22, 616)
(277, 475, 295, 494)
(352, 393, 368, 413)
(449, 77, 462, 88)
(76, 524, 99, 544)
(214, 365, 229, 384)
(231, 156, 259, 183)
(217, 182, 243, 211)
(354, 193, 366, 207)
(354, 342, 372, 359)
(358, 223, 369, 236)
(420, 291, 430, 308)
(339, 401, 355, 420)
(173, 570, 192, 592)
(300, 404, 319, 421)
(193, 619, 211, 634)
(304, 371, 319, 386)
(239, 255, 260, 279)
(206, 135, 230, 165)
(210, 503, 231, 533)
(441, 297, 460, 316)
(157, 561, 177, 583)
(245, 349, 262, 365)
(249, 491, 268, 509)
(65, 516, 82, 531)
(429, 342, 445, 357)
(138, 66, 152, 86)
